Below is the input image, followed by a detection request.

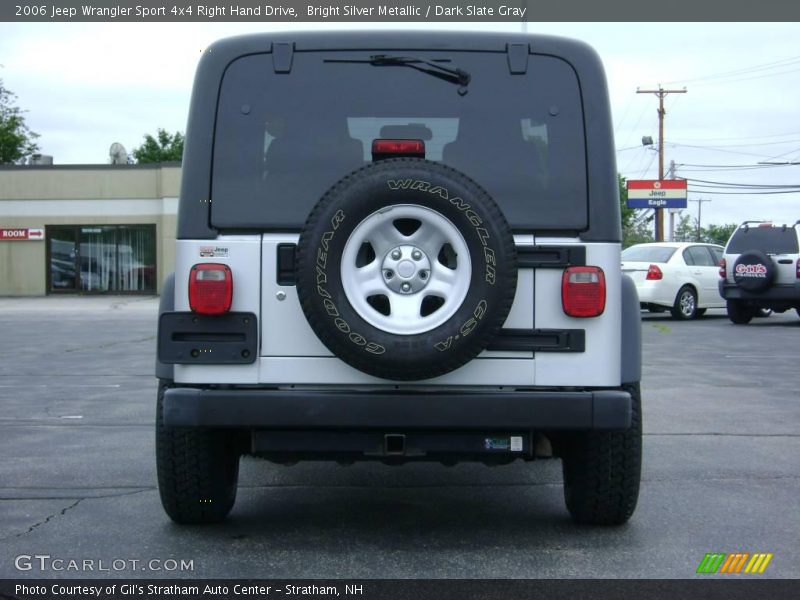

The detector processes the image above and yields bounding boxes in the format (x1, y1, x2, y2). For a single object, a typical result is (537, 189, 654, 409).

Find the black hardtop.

(178, 31, 621, 242)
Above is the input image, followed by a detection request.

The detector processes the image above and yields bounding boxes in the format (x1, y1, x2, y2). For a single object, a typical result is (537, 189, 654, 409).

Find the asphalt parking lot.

(0, 297, 798, 579)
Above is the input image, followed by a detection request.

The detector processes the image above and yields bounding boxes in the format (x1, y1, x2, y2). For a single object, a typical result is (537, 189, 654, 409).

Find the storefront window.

(47, 225, 156, 294)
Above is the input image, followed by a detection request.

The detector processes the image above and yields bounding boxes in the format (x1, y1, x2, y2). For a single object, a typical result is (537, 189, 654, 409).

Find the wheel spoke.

(368, 220, 405, 258)
(352, 260, 385, 296)
(425, 265, 459, 297)
(389, 292, 424, 322)
(409, 221, 447, 257)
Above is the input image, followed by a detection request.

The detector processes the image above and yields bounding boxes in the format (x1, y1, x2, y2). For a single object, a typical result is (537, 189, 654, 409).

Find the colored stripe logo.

(697, 553, 773, 574)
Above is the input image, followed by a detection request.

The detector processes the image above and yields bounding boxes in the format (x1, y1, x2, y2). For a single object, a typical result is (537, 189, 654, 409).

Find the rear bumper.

(162, 387, 632, 431)
(719, 281, 800, 301)
(632, 280, 674, 307)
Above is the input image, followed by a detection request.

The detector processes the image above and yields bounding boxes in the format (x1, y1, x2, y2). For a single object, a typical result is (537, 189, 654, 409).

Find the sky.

(1, 21, 798, 229)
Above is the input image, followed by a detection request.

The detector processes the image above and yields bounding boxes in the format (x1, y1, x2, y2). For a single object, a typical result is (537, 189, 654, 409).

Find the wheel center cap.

(397, 260, 416, 278)
(382, 245, 432, 294)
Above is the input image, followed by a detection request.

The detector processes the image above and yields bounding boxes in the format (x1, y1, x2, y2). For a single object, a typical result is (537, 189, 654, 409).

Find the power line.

(669, 130, 800, 143)
(667, 138, 800, 149)
(682, 177, 800, 188)
(686, 189, 800, 195)
(689, 66, 800, 87)
(661, 54, 800, 85)
(666, 143, 789, 159)
(676, 162, 796, 168)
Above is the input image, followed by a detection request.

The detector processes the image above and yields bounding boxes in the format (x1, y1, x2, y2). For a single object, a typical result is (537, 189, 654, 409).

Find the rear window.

(211, 51, 587, 231)
(621, 246, 677, 263)
(727, 227, 799, 254)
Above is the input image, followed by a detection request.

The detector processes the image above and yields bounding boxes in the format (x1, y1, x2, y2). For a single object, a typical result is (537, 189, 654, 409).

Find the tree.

(704, 223, 737, 246)
(674, 213, 736, 245)
(132, 129, 184, 163)
(619, 174, 654, 247)
(0, 79, 40, 164)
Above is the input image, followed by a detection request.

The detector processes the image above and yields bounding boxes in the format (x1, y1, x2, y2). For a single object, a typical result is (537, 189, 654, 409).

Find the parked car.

(719, 221, 800, 324)
(621, 242, 725, 319)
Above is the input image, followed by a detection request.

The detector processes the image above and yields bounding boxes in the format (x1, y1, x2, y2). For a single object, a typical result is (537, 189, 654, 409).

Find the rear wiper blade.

(325, 54, 471, 95)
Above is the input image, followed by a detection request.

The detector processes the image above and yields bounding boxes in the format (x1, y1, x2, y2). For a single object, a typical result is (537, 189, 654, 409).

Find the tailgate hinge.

(506, 43, 531, 74)
(272, 42, 295, 73)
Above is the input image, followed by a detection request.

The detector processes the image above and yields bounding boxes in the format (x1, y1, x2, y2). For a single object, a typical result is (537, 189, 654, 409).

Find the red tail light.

(562, 266, 606, 318)
(646, 264, 663, 280)
(796, 258, 800, 279)
(719, 258, 727, 279)
(189, 263, 232, 315)
(372, 139, 425, 160)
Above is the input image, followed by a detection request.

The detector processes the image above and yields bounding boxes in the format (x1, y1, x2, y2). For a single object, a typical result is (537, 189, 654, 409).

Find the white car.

(621, 242, 725, 319)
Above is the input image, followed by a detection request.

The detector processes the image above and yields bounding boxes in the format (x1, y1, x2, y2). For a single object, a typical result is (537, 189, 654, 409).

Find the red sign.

(0, 228, 44, 241)
(626, 180, 688, 191)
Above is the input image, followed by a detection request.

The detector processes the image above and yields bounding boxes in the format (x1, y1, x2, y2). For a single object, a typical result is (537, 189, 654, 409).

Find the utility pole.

(637, 85, 687, 241)
(689, 198, 711, 242)
(667, 160, 676, 241)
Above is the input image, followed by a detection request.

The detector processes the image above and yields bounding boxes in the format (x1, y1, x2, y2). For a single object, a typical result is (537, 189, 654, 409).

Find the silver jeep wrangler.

(155, 31, 643, 525)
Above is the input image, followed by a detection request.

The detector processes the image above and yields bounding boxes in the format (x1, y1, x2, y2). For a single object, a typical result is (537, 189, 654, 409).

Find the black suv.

(719, 221, 800, 324)
(155, 32, 643, 526)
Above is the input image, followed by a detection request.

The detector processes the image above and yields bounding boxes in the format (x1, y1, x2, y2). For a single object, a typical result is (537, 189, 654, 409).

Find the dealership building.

(0, 162, 179, 296)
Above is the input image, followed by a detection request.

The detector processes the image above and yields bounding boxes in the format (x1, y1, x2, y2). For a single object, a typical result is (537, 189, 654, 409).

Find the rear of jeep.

(719, 221, 800, 324)
(155, 32, 642, 526)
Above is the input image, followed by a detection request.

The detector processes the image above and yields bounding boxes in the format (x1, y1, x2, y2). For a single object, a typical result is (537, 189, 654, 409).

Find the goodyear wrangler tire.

(296, 158, 517, 381)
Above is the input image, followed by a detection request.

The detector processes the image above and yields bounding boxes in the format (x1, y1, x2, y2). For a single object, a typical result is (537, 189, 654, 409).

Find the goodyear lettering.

(321, 231, 335, 252)
(385, 178, 498, 298)
(387, 179, 414, 190)
(483, 247, 496, 284)
(315, 266, 327, 286)
(466, 210, 482, 227)
(323, 299, 339, 317)
(434, 300, 488, 351)
(410, 181, 431, 192)
(428, 185, 449, 199)
(317, 248, 327, 269)
(313, 208, 386, 356)
(449, 196, 471, 212)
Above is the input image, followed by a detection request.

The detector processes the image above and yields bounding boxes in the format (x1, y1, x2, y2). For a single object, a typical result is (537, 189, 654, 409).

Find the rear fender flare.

(621, 274, 642, 384)
(155, 272, 176, 381)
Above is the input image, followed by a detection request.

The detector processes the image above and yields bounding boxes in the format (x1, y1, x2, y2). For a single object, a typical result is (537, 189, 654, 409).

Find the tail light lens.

(189, 263, 232, 315)
(796, 258, 800, 279)
(646, 264, 663, 280)
(562, 266, 606, 318)
(719, 258, 727, 279)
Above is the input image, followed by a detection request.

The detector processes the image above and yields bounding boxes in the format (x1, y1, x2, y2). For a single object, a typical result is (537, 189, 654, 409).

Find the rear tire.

(671, 286, 698, 320)
(727, 300, 753, 325)
(156, 380, 240, 524)
(561, 383, 642, 525)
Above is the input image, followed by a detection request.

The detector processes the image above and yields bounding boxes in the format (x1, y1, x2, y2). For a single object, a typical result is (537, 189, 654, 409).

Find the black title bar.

(3, 0, 800, 22)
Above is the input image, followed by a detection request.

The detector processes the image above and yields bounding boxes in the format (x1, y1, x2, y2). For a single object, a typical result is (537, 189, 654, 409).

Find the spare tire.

(296, 158, 517, 381)
(733, 250, 776, 293)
